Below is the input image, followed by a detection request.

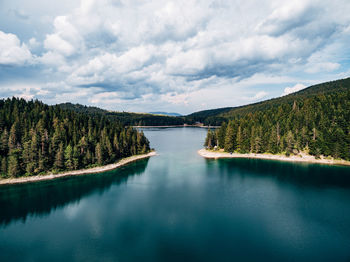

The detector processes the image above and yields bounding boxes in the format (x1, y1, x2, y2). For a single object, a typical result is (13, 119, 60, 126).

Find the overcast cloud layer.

(0, 0, 350, 114)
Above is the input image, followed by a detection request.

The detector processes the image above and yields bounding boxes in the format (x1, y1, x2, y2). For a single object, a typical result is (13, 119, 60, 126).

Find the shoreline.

(134, 125, 220, 128)
(198, 149, 350, 167)
(0, 151, 157, 186)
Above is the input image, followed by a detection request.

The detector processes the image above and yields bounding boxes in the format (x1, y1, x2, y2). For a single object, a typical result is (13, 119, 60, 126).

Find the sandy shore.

(198, 149, 350, 166)
(0, 151, 157, 186)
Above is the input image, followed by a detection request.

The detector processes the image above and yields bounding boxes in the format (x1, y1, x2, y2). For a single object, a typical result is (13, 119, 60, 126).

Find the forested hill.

(204, 78, 350, 161)
(58, 103, 186, 126)
(0, 98, 150, 178)
(188, 77, 350, 125)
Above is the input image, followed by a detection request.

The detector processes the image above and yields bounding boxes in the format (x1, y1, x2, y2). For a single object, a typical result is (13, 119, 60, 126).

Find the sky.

(0, 0, 350, 114)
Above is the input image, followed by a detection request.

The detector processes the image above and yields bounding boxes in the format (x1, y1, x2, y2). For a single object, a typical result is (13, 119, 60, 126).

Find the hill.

(187, 77, 350, 125)
(203, 77, 350, 161)
(57, 103, 186, 126)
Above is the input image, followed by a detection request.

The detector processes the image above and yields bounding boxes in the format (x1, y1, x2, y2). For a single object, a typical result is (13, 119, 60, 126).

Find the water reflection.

(205, 158, 350, 188)
(0, 158, 149, 226)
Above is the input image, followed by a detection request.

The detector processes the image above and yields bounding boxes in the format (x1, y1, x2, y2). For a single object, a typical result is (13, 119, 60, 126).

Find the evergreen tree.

(72, 145, 80, 170)
(217, 122, 227, 148)
(286, 131, 295, 156)
(267, 126, 278, 154)
(95, 143, 103, 165)
(8, 149, 21, 177)
(54, 143, 64, 170)
(1, 156, 7, 177)
(64, 145, 74, 170)
(236, 126, 243, 153)
(224, 122, 235, 152)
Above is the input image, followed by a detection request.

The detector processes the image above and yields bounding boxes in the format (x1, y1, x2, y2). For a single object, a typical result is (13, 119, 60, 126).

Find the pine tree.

(236, 126, 243, 153)
(267, 126, 278, 154)
(54, 143, 64, 170)
(217, 122, 227, 149)
(64, 144, 74, 170)
(224, 122, 235, 152)
(113, 134, 121, 159)
(8, 122, 19, 151)
(286, 131, 295, 156)
(204, 129, 215, 149)
(95, 143, 103, 165)
(72, 145, 80, 170)
(1, 156, 7, 177)
(0, 130, 9, 155)
(8, 149, 21, 177)
(254, 136, 262, 153)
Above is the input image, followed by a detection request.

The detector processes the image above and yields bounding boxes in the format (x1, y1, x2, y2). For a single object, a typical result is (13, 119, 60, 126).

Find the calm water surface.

(1, 127, 350, 262)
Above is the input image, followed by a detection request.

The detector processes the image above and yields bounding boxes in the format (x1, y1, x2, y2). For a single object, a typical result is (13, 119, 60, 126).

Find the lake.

(1, 127, 350, 262)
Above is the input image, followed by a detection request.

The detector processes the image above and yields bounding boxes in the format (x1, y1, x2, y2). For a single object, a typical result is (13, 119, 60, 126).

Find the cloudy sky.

(0, 0, 350, 114)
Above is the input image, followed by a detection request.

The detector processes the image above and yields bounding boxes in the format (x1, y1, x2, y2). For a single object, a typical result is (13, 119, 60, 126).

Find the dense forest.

(0, 98, 150, 178)
(191, 77, 350, 125)
(58, 103, 186, 126)
(204, 88, 350, 160)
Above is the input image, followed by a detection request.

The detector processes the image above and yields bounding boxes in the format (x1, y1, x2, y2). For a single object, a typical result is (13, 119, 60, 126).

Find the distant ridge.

(149, 112, 182, 117)
(57, 77, 350, 127)
(57, 103, 186, 126)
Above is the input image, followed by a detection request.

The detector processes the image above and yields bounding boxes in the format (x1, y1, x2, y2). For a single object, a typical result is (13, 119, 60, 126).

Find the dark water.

(1, 127, 350, 262)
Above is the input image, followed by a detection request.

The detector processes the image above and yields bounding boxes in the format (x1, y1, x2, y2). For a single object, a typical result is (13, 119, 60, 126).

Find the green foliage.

(209, 88, 350, 160)
(58, 103, 186, 126)
(204, 129, 217, 149)
(0, 97, 151, 178)
(188, 77, 350, 126)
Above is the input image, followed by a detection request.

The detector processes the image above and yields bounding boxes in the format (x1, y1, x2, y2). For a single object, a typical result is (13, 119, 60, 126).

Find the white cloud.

(44, 16, 83, 56)
(282, 83, 307, 96)
(28, 37, 40, 50)
(38, 51, 66, 67)
(252, 91, 268, 100)
(242, 91, 268, 101)
(1, 0, 350, 113)
(256, 0, 315, 36)
(305, 62, 340, 73)
(44, 34, 75, 56)
(0, 31, 32, 65)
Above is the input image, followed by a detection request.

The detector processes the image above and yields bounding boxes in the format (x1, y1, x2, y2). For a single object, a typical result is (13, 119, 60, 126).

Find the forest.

(204, 89, 350, 160)
(0, 98, 150, 178)
(191, 77, 350, 125)
(58, 103, 186, 126)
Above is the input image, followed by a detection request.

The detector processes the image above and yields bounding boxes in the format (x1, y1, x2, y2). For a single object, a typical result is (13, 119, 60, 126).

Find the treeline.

(192, 77, 350, 125)
(58, 103, 187, 126)
(0, 98, 150, 178)
(205, 90, 350, 160)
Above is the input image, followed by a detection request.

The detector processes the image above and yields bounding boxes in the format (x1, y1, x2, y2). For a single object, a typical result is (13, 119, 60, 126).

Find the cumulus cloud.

(0, 31, 32, 65)
(256, 0, 317, 36)
(1, 0, 350, 113)
(44, 16, 83, 57)
(282, 83, 307, 96)
(305, 62, 340, 73)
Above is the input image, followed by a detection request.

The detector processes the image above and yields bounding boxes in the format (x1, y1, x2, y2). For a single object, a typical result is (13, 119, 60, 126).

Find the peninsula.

(0, 151, 156, 185)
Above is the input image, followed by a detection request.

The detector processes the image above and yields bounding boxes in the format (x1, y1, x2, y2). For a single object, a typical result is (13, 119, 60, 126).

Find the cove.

(1, 127, 350, 262)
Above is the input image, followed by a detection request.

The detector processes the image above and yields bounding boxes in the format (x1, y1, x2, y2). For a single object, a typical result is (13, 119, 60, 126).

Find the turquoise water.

(1, 127, 350, 261)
